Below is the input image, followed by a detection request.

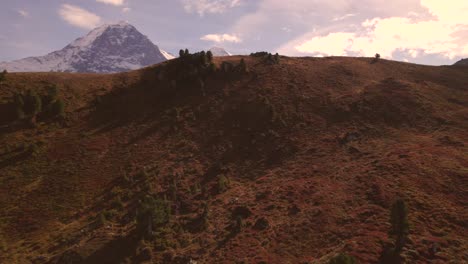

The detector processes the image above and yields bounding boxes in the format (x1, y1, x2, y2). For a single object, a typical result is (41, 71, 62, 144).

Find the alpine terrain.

(0, 22, 173, 73)
(0, 53, 466, 263)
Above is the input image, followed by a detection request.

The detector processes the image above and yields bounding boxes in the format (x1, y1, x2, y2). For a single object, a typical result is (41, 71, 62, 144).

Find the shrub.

(44, 85, 59, 105)
(375, 53, 381, 59)
(51, 99, 66, 117)
(250, 51, 279, 64)
(217, 175, 230, 193)
(136, 196, 171, 238)
(22, 90, 42, 116)
(250, 51, 269, 57)
(329, 253, 357, 264)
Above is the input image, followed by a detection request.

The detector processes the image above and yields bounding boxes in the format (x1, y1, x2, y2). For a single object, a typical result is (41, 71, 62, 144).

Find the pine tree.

(0, 70, 6, 82)
(390, 199, 409, 251)
(274, 53, 280, 63)
(239, 58, 247, 73)
(14, 93, 25, 119)
(179, 49, 185, 58)
(206, 51, 213, 63)
(200, 51, 207, 65)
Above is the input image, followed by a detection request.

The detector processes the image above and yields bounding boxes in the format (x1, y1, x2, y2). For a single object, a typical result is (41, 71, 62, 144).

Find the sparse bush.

(136, 195, 171, 238)
(111, 195, 124, 210)
(23, 90, 42, 116)
(51, 99, 66, 118)
(329, 253, 357, 264)
(43, 85, 59, 106)
(217, 175, 230, 193)
(97, 212, 107, 227)
(250, 51, 269, 57)
(250, 51, 280, 64)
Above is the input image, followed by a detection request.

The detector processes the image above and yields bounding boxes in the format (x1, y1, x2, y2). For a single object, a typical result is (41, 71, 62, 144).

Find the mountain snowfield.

(209, 46, 232, 56)
(0, 21, 174, 73)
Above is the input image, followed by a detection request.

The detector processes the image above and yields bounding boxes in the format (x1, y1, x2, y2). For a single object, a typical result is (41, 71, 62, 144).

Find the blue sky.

(1, 0, 467, 65)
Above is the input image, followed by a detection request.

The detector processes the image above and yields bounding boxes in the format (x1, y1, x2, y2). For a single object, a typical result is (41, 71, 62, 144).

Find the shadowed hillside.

(0, 55, 467, 263)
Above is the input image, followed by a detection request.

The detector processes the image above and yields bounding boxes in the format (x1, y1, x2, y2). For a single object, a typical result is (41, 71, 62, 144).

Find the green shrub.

(52, 99, 66, 117)
(217, 175, 230, 193)
(25, 90, 42, 115)
(329, 253, 357, 264)
(250, 51, 269, 57)
(0, 70, 6, 83)
(136, 196, 171, 238)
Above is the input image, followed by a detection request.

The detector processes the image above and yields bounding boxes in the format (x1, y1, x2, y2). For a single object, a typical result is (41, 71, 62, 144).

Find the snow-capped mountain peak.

(0, 22, 169, 73)
(209, 46, 231, 57)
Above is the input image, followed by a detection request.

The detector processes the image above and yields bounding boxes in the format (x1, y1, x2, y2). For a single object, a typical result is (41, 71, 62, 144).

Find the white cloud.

(292, 0, 468, 60)
(201, 33, 242, 43)
(182, 0, 241, 16)
(240, 0, 464, 63)
(59, 4, 102, 30)
(122, 7, 131, 13)
(332, 13, 356, 21)
(18, 9, 29, 18)
(96, 0, 125, 6)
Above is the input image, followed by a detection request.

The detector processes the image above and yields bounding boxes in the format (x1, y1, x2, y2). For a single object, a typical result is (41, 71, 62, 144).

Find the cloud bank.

(96, 0, 125, 6)
(59, 4, 101, 30)
(182, 0, 241, 16)
(201, 33, 242, 43)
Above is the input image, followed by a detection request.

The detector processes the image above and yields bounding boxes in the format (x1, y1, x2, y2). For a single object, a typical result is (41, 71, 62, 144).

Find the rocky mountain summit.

(0, 22, 172, 73)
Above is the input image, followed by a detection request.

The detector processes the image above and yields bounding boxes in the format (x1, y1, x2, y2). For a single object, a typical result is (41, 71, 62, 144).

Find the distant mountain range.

(0, 22, 174, 73)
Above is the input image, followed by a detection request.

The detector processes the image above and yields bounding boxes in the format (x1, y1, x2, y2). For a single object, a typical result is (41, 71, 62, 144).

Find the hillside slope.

(0, 56, 467, 264)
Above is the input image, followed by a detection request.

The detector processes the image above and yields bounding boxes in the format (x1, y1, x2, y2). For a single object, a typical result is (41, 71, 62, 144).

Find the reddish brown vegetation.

(0, 56, 467, 263)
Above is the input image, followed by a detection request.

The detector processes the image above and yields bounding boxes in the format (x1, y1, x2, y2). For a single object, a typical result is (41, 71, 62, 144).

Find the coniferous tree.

(390, 199, 409, 251)
(0, 70, 6, 82)
(200, 51, 207, 65)
(239, 58, 247, 73)
(206, 50, 213, 63)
